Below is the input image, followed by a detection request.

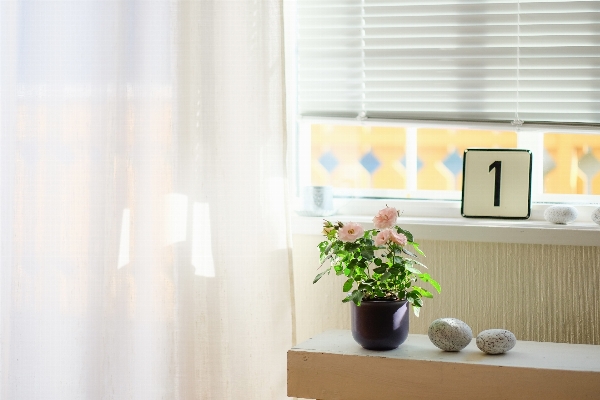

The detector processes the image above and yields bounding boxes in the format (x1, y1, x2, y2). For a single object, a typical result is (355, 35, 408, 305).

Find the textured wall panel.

(292, 234, 600, 345)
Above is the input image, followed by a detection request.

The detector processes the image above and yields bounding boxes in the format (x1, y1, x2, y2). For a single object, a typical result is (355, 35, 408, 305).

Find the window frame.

(295, 116, 600, 203)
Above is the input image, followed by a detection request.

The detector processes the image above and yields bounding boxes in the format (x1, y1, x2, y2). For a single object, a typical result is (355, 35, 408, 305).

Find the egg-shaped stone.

(476, 329, 516, 355)
(428, 318, 473, 352)
(592, 207, 600, 226)
(544, 205, 578, 224)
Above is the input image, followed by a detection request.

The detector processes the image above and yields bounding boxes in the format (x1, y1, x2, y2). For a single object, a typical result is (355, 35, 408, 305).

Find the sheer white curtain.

(1, 1, 292, 399)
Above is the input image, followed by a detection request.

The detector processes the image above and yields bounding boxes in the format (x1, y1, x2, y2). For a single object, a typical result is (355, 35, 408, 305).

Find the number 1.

(489, 161, 501, 206)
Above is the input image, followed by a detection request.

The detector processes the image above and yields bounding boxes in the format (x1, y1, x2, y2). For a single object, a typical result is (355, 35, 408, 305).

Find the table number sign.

(461, 149, 532, 219)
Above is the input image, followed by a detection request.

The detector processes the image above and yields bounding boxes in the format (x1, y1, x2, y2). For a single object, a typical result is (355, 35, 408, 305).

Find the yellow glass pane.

(544, 133, 600, 195)
(311, 124, 406, 189)
(417, 128, 517, 191)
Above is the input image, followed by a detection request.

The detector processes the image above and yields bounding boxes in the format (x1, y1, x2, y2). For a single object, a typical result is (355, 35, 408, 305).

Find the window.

(286, 0, 600, 206)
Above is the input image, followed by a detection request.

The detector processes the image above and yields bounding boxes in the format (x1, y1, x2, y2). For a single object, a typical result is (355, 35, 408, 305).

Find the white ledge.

(292, 214, 600, 247)
(288, 330, 600, 400)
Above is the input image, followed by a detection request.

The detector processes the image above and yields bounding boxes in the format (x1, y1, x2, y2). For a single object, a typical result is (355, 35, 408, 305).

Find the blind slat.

(297, 0, 600, 125)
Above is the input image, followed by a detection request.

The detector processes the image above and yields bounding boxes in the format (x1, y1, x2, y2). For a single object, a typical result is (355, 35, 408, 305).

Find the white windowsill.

(291, 199, 600, 247)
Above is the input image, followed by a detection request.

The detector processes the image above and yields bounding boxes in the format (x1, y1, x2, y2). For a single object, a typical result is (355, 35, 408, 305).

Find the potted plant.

(314, 206, 441, 350)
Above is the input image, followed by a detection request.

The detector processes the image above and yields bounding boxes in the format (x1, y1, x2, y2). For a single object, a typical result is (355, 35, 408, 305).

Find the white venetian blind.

(296, 0, 600, 125)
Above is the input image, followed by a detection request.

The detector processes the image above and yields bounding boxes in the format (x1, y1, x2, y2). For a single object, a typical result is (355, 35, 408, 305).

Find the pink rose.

(374, 229, 407, 247)
(337, 222, 364, 243)
(373, 207, 398, 229)
(390, 231, 407, 246)
(374, 229, 392, 247)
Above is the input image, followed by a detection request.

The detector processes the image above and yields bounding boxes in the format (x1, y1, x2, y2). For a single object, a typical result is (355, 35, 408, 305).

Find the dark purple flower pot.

(351, 299, 409, 350)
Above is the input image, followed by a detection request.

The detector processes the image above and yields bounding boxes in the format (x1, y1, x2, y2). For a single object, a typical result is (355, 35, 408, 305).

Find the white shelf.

(288, 330, 600, 400)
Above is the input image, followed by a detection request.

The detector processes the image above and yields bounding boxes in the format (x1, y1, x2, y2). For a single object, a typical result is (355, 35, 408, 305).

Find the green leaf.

(361, 249, 375, 260)
(419, 273, 441, 293)
(374, 258, 382, 266)
(313, 269, 330, 284)
(407, 293, 423, 308)
(343, 278, 354, 292)
(414, 286, 433, 298)
(353, 269, 366, 280)
(411, 258, 429, 269)
(412, 304, 421, 317)
(380, 271, 391, 281)
(411, 242, 426, 256)
(351, 290, 364, 306)
(405, 265, 422, 275)
(402, 248, 417, 258)
(345, 242, 359, 251)
(373, 266, 387, 274)
(319, 254, 331, 265)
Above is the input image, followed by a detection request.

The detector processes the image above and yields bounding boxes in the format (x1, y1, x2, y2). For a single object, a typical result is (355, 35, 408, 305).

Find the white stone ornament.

(428, 318, 473, 352)
(543, 205, 578, 224)
(476, 329, 517, 355)
(592, 207, 600, 226)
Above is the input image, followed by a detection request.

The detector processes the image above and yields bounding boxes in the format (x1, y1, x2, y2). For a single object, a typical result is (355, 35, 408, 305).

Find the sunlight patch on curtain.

(191, 202, 215, 277)
(118, 209, 130, 269)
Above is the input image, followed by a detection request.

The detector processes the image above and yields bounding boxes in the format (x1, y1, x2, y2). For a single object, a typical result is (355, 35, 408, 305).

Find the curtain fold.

(1, 1, 292, 398)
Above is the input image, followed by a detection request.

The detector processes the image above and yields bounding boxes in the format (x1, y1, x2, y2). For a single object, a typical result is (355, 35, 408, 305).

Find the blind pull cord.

(512, 0, 524, 128)
(358, 0, 367, 121)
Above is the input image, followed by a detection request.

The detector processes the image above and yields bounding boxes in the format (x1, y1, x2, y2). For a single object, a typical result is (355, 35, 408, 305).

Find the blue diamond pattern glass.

(318, 151, 339, 173)
(399, 156, 424, 171)
(578, 150, 600, 179)
(360, 151, 381, 174)
(443, 150, 464, 176)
